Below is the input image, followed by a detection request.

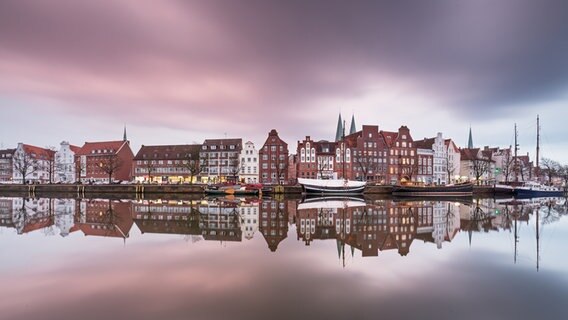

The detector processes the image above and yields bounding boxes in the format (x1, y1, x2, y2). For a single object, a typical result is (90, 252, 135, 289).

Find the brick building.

(133, 144, 202, 183)
(346, 125, 389, 182)
(258, 129, 289, 184)
(296, 137, 336, 180)
(76, 140, 134, 183)
(381, 126, 417, 184)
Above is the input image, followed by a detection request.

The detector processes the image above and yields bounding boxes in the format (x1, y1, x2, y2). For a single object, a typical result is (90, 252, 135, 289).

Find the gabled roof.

(76, 140, 128, 156)
(134, 144, 201, 160)
(203, 138, 242, 147)
(414, 138, 435, 150)
(21, 144, 54, 159)
(379, 131, 398, 148)
(69, 145, 81, 153)
(460, 148, 481, 161)
(444, 139, 460, 152)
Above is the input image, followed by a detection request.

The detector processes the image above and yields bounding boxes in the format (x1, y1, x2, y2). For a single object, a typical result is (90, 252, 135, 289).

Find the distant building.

(0, 149, 15, 182)
(258, 129, 289, 184)
(287, 154, 298, 183)
(199, 138, 242, 183)
(414, 132, 448, 184)
(459, 148, 495, 184)
(445, 139, 461, 183)
(12, 143, 55, 184)
(133, 144, 202, 183)
(75, 140, 134, 183)
(382, 126, 417, 184)
(239, 141, 259, 183)
(54, 141, 81, 183)
(346, 125, 389, 183)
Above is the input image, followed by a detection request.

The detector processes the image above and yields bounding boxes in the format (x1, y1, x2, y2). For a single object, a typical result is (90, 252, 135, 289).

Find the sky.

(1, 0, 567, 163)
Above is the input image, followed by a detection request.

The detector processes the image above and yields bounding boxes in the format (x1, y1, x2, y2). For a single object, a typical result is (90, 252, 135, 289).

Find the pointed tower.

(123, 125, 128, 142)
(467, 127, 473, 149)
(349, 114, 356, 135)
(335, 113, 343, 142)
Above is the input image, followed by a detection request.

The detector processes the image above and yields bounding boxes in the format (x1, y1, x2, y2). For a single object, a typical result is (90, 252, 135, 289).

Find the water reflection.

(1, 195, 566, 260)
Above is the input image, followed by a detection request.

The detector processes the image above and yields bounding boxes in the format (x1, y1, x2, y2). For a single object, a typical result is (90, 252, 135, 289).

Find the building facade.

(12, 143, 55, 184)
(0, 149, 15, 182)
(133, 144, 202, 183)
(382, 126, 417, 184)
(445, 139, 461, 183)
(240, 141, 259, 183)
(258, 130, 289, 184)
(55, 141, 80, 183)
(75, 140, 134, 183)
(199, 138, 242, 183)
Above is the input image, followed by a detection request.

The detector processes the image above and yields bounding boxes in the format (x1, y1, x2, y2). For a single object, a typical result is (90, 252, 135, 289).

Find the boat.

(297, 178, 366, 195)
(205, 184, 261, 196)
(513, 181, 564, 198)
(392, 183, 473, 196)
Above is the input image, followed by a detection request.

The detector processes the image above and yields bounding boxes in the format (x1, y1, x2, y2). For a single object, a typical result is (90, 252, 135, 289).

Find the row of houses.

(0, 118, 535, 185)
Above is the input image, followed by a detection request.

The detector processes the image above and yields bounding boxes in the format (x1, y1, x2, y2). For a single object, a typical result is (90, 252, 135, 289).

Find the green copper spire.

(123, 125, 128, 141)
(335, 113, 343, 142)
(349, 114, 356, 135)
(468, 127, 473, 149)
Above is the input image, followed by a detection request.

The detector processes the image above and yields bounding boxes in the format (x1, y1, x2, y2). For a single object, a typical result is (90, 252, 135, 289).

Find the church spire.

(467, 126, 473, 149)
(335, 113, 343, 142)
(349, 114, 356, 135)
(123, 125, 128, 142)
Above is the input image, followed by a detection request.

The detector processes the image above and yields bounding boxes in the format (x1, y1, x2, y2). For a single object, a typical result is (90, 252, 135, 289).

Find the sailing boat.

(513, 116, 564, 198)
(298, 120, 366, 195)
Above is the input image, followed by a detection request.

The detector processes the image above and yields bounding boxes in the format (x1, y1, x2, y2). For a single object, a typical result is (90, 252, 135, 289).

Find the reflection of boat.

(298, 196, 366, 210)
(513, 181, 564, 198)
(392, 183, 473, 196)
(297, 178, 366, 195)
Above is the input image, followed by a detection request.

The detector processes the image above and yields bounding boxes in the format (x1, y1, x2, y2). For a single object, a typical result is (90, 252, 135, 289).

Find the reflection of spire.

(335, 113, 343, 142)
(468, 127, 473, 149)
(336, 239, 342, 259)
(468, 229, 472, 248)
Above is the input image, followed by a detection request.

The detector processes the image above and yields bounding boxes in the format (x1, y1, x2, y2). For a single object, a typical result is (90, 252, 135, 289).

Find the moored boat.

(513, 181, 564, 198)
(205, 184, 261, 196)
(392, 183, 473, 197)
(297, 178, 366, 195)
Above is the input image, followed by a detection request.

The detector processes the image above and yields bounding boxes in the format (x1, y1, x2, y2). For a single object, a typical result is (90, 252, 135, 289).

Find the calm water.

(0, 195, 567, 320)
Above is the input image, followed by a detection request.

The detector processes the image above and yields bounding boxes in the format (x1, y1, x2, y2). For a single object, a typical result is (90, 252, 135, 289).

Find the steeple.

(335, 113, 343, 142)
(467, 126, 473, 149)
(349, 114, 356, 135)
(123, 125, 128, 142)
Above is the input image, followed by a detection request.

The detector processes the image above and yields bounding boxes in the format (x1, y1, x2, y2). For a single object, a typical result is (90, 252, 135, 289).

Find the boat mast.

(536, 115, 540, 180)
(342, 120, 346, 180)
(514, 123, 519, 182)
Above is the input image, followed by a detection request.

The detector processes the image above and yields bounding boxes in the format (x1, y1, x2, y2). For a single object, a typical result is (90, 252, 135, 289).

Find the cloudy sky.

(1, 0, 567, 163)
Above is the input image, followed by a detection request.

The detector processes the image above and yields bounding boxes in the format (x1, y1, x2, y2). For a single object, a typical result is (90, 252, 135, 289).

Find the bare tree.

(354, 153, 379, 182)
(142, 160, 157, 183)
(97, 154, 124, 184)
(399, 157, 418, 183)
(540, 158, 560, 185)
(557, 165, 568, 189)
(178, 151, 204, 184)
(446, 152, 456, 183)
(472, 157, 491, 185)
(274, 154, 288, 184)
(501, 149, 515, 182)
(42, 148, 57, 183)
(13, 151, 38, 184)
(228, 157, 241, 183)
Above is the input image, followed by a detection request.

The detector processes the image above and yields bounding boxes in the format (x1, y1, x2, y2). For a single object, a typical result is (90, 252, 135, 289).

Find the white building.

(239, 201, 259, 240)
(445, 139, 461, 183)
(432, 133, 448, 185)
(55, 141, 80, 183)
(54, 198, 77, 237)
(240, 141, 259, 183)
(12, 143, 55, 184)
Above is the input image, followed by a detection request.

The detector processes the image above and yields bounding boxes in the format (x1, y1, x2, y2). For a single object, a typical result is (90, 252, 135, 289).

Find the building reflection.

(0, 195, 566, 260)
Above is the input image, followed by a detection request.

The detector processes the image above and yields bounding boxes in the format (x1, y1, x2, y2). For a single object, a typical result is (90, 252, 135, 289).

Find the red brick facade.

(258, 129, 289, 184)
(76, 140, 134, 183)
